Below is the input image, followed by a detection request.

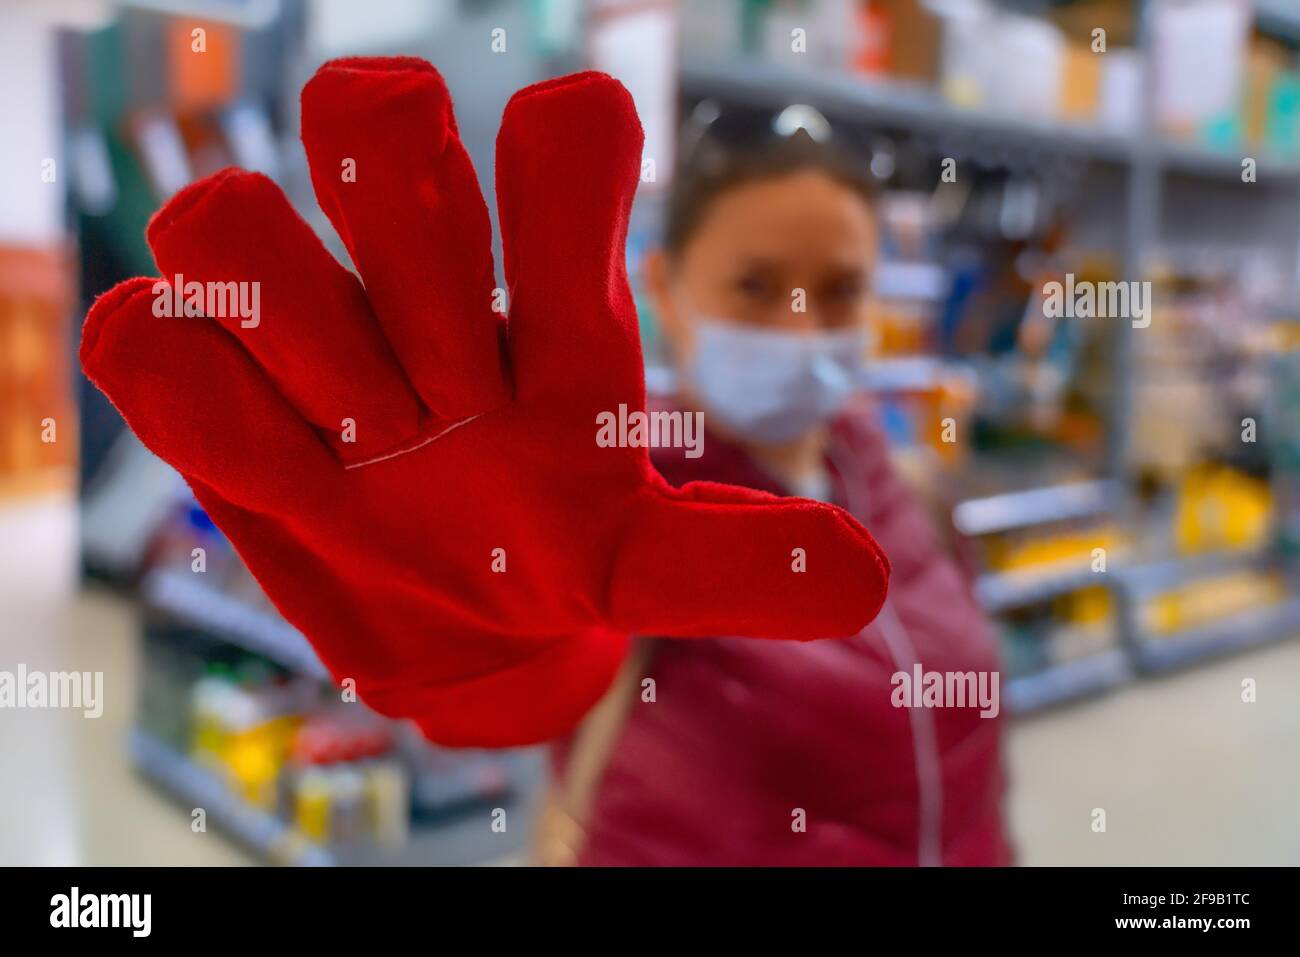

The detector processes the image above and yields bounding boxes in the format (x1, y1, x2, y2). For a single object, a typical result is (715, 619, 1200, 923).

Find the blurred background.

(2, 0, 1299, 866)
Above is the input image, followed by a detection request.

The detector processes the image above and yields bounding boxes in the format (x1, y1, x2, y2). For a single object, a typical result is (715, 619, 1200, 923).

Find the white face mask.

(686, 318, 869, 445)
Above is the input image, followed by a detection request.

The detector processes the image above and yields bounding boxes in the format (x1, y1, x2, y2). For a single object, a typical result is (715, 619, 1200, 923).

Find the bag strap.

(534, 638, 653, 866)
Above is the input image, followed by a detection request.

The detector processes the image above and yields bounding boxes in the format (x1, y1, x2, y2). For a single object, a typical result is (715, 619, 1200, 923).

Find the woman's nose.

(774, 304, 825, 333)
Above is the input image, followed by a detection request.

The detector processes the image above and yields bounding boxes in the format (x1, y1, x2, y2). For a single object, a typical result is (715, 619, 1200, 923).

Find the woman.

(539, 108, 1012, 866)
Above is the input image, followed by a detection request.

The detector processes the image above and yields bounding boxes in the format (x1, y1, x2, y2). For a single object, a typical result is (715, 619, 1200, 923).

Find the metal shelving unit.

(131, 728, 336, 866)
(134, 556, 551, 863)
(974, 565, 1111, 615)
(1126, 596, 1300, 673)
(953, 481, 1120, 538)
(1257, 0, 1300, 45)
(1117, 546, 1278, 596)
(1157, 140, 1300, 181)
(133, 565, 547, 866)
(143, 566, 330, 680)
(1114, 545, 1300, 674)
(680, 59, 1138, 163)
(131, 729, 537, 866)
(1004, 649, 1131, 715)
(681, 65, 1300, 180)
(680, 0, 1300, 707)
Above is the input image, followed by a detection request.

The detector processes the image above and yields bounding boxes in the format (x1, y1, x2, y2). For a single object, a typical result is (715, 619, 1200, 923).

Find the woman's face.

(648, 169, 879, 361)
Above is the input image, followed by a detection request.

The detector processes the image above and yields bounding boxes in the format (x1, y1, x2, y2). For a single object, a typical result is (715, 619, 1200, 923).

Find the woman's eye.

(828, 278, 865, 301)
(736, 275, 767, 298)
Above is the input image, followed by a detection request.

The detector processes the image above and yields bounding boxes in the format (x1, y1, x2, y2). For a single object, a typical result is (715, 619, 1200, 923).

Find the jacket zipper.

(875, 602, 944, 866)
(828, 433, 945, 866)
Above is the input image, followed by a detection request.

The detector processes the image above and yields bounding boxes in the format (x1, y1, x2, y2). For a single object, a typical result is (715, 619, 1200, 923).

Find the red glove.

(80, 58, 889, 746)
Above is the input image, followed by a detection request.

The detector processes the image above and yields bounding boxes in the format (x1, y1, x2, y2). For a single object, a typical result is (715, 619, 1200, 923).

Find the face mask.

(686, 318, 869, 444)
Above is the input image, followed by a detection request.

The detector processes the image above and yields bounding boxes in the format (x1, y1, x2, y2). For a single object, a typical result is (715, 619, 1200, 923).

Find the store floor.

(3, 494, 1298, 866)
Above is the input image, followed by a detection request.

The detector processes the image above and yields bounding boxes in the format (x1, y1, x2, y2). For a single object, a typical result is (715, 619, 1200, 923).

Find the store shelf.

(1129, 596, 1300, 674)
(122, 0, 283, 28)
(680, 58, 1136, 164)
(131, 728, 335, 866)
(648, 355, 969, 395)
(952, 479, 1119, 537)
(860, 356, 973, 393)
(875, 260, 949, 301)
(1156, 141, 1300, 182)
(130, 729, 540, 866)
(142, 567, 330, 680)
(1005, 648, 1131, 715)
(1117, 546, 1275, 597)
(1256, 0, 1300, 45)
(682, 57, 1300, 182)
(974, 565, 1110, 614)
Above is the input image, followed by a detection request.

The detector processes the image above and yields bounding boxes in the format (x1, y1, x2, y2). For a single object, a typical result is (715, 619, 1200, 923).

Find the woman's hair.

(663, 107, 879, 257)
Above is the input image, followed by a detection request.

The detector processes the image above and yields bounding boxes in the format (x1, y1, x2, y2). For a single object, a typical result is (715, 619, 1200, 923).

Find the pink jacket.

(552, 400, 1012, 865)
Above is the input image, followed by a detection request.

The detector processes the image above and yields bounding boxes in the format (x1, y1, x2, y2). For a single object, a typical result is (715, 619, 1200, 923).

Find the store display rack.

(681, 58, 1300, 180)
(1113, 545, 1300, 674)
(1117, 545, 1278, 595)
(142, 566, 330, 680)
(134, 561, 544, 866)
(131, 728, 537, 867)
(120, 0, 283, 29)
(1257, 0, 1300, 45)
(1126, 595, 1300, 674)
(131, 727, 335, 866)
(974, 565, 1111, 616)
(953, 481, 1121, 538)
(1003, 648, 1131, 715)
(682, 58, 1138, 164)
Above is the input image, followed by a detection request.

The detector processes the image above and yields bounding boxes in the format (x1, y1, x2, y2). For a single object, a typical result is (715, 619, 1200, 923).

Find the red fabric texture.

(555, 399, 1012, 865)
(79, 58, 891, 747)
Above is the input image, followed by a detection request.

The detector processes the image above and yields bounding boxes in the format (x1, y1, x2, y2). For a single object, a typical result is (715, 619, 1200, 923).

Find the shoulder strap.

(534, 638, 654, 866)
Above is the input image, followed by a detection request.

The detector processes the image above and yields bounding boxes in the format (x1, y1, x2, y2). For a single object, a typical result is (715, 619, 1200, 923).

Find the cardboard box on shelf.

(1267, 69, 1300, 156)
(881, 0, 942, 83)
(1049, 0, 1136, 49)
(1097, 47, 1144, 133)
(1060, 41, 1103, 121)
(1240, 36, 1289, 147)
(1153, 0, 1252, 137)
(990, 14, 1065, 120)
